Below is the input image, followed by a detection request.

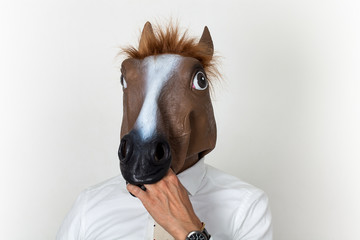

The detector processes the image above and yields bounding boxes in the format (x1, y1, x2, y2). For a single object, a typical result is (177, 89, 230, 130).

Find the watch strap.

(202, 227, 211, 239)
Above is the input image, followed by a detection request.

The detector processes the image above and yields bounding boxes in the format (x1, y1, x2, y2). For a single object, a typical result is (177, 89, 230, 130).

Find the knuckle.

(157, 180, 167, 188)
(127, 184, 140, 195)
(167, 173, 178, 182)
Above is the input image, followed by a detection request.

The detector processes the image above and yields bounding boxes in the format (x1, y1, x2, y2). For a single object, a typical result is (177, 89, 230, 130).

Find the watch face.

(189, 232, 207, 240)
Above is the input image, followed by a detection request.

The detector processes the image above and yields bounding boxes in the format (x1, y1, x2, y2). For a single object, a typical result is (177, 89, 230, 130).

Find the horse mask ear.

(139, 21, 155, 52)
(199, 26, 214, 57)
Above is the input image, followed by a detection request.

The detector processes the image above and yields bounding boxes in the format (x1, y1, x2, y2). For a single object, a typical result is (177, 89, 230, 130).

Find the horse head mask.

(118, 22, 218, 186)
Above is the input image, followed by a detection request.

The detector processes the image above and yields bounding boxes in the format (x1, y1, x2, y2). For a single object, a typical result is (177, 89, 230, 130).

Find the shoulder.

(56, 175, 131, 240)
(203, 164, 270, 213)
(201, 164, 266, 200)
(61, 174, 128, 217)
(85, 175, 127, 195)
(200, 165, 272, 239)
(79, 175, 129, 205)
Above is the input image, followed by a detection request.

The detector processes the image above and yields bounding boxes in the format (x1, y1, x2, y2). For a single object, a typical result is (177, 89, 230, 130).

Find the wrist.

(185, 222, 211, 240)
(173, 220, 202, 240)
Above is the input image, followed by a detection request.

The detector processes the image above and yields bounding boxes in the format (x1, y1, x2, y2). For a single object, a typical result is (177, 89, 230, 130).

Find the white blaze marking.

(135, 54, 182, 140)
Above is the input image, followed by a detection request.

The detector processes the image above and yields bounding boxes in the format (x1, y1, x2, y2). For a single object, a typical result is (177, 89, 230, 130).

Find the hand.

(127, 169, 202, 240)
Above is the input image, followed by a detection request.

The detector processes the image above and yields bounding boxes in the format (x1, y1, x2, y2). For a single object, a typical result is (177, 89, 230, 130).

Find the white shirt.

(57, 159, 272, 240)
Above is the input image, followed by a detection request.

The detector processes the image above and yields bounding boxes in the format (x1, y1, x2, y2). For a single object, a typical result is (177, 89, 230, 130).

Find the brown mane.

(121, 22, 219, 81)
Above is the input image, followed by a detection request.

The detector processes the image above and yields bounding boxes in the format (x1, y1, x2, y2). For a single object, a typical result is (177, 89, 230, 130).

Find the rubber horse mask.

(118, 22, 217, 186)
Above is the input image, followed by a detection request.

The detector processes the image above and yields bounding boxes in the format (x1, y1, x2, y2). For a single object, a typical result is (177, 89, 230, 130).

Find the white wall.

(1, 0, 359, 239)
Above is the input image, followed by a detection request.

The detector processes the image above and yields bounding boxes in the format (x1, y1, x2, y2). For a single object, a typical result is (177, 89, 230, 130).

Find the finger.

(146, 172, 181, 194)
(143, 180, 162, 191)
(126, 184, 147, 199)
(166, 168, 176, 176)
(165, 168, 181, 185)
(143, 169, 172, 189)
(166, 168, 178, 178)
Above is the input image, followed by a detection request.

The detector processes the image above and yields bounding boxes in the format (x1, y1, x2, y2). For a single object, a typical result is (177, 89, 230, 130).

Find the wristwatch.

(186, 225, 211, 240)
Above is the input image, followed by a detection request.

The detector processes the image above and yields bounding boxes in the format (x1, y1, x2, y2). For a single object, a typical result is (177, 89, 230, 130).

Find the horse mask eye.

(192, 71, 208, 90)
(120, 74, 127, 89)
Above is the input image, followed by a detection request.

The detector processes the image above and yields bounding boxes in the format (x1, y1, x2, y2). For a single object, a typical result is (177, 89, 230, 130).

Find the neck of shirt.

(177, 158, 207, 196)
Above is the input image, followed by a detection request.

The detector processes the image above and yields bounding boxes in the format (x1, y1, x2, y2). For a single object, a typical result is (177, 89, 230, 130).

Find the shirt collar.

(177, 158, 206, 196)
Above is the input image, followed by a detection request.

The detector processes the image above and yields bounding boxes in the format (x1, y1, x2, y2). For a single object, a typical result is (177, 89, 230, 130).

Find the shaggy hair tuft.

(120, 22, 220, 82)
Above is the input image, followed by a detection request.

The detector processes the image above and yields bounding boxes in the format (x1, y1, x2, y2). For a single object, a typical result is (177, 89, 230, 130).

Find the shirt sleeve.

(234, 189, 273, 240)
(56, 190, 87, 240)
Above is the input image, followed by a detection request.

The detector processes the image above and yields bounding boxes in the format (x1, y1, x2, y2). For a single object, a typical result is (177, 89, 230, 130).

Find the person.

(57, 160, 272, 240)
(57, 22, 272, 240)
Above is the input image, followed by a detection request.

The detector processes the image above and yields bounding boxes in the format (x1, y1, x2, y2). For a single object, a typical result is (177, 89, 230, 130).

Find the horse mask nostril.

(119, 136, 133, 162)
(154, 142, 165, 162)
(120, 139, 127, 158)
(152, 140, 170, 165)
